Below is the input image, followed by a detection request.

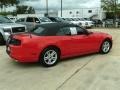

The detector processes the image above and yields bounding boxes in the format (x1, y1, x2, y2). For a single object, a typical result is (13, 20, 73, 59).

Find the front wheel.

(40, 48, 60, 67)
(100, 40, 112, 54)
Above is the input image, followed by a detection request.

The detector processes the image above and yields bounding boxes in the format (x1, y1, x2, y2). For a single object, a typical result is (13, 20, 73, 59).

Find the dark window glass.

(69, 11, 72, 14)
(76, 27, 85, 35)
(57, 26, 86, 36)
(88, 10, 92, 13)
(12, 27, 25, 33)
(62, 27, 71, 35)
(56, 28, 65, 35)
(26, 17, 34, 22)
(76, 11, 79, 14)
(34, 18, 40, 23)
(49, 17, 56, 22)
(57, 27, 71, 36)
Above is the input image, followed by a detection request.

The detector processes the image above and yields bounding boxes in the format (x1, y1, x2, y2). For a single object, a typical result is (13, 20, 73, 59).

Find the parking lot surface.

(0, 28, 120, 90)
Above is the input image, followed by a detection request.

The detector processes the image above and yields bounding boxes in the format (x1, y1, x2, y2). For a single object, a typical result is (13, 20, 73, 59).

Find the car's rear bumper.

(6, 45, 39, 63)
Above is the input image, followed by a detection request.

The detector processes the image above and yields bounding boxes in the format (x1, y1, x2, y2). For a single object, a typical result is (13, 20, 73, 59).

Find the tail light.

(9, 38, 21, 46)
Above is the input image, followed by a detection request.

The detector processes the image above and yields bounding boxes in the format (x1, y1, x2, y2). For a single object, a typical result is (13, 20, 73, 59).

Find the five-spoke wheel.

(40, 48, 60, 67)
(100, 40, 112, 54)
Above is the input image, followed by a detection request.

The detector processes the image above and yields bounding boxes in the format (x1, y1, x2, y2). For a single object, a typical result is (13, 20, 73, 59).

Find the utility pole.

(61, 0, 62, 17)
(115, 0, 117, 19)
(46, 0, 48, 16)
(114, 0, 118, 27)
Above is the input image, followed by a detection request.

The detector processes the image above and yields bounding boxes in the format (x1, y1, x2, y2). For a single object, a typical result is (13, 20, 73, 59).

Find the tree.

(9, 0, 19, 6)
(0, 0, 19, 12)
(16, 5, 35, 14)
(101, 0, 120, 22)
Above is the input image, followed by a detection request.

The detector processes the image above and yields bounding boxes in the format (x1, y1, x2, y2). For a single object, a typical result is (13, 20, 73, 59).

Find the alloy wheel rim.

(102, 41, 110, 53)
(44, 50, 58, 65)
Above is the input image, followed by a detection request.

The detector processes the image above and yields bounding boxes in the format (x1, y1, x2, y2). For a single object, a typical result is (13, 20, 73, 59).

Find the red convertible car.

(6, 23, 112, 67)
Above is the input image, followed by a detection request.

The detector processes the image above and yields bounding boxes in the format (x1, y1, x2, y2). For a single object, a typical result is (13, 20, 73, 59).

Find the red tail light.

(9, 38, 21, 46)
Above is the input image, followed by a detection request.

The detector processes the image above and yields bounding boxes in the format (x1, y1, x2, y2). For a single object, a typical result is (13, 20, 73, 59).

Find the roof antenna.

(29, 31, 32, 38)
(27, 26, 32, 38)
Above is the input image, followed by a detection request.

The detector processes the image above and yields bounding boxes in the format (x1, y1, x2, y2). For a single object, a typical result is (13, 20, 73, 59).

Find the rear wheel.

(0, 33, 5, 45)
(100, 40, 112, 54)
(40, 48, 60, 67)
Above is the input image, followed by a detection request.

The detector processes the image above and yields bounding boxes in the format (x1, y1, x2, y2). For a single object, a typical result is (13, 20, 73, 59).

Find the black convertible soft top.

(36, 22, 78, 30)
(31, 22, 79, 36)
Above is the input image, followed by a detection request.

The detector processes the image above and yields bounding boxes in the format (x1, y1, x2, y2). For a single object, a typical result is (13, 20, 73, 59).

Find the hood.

(0, 23, 25, 29)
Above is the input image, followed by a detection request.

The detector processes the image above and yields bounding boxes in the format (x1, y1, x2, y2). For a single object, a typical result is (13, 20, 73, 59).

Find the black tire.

(0, 33, 5, 45)
(100, 40, 112, 54)
(40, 47, 60, 67)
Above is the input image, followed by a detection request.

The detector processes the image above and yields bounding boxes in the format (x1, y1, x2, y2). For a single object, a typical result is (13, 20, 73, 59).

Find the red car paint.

(6, 23, 112, 63)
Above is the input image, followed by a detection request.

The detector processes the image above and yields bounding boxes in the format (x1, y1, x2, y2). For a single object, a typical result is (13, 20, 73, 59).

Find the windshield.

(0, 16, 13, 23)
(55, 17, 65, 22)
(39, 17, 51, 22)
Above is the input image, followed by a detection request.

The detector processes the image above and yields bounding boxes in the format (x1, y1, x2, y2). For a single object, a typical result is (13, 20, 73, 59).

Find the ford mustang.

(6, 23, 112, 67)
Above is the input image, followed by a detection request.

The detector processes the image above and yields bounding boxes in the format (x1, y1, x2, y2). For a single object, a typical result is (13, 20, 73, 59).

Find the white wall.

(58, 8, 104, 20)
(17, 14, 44, 18)
(11, 8, 105, 20)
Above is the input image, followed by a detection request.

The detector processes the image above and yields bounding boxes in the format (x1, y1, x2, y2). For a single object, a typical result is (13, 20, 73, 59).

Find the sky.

(20, 0, 101, 10)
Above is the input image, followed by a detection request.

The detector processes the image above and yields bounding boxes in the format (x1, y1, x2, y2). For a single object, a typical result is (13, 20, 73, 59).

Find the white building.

(7, 7, 106, 20)
(58, 7, 106, 20)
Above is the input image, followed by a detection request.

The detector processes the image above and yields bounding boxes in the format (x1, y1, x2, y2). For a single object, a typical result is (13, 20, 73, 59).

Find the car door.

(56, 26, 78, 57)
(71, 26, 99, 54)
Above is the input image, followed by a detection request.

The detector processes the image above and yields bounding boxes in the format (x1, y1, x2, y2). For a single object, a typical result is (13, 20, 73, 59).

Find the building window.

(88, 10, 92, 13)
(76, 11, 79, 14)
(69, 11, 72, 14)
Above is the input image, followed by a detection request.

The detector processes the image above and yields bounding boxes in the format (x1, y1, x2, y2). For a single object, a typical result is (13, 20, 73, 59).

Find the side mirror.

(36, 21, 40, 23)
(84, 30, 92, 35)
(86, 31, 93, 35)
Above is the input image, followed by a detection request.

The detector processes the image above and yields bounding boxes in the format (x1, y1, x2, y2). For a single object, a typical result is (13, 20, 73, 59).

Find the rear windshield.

(31, 26, 57, 36)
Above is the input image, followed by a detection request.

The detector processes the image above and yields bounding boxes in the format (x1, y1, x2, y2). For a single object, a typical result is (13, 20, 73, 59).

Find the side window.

(76, 27, 85, 35)
(50, 18, 56, 22)
(26, 17, 34, 22)
(34, 18, 40, 23)
(57, 27, 71, 36)
(57, 26, 86, 36)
